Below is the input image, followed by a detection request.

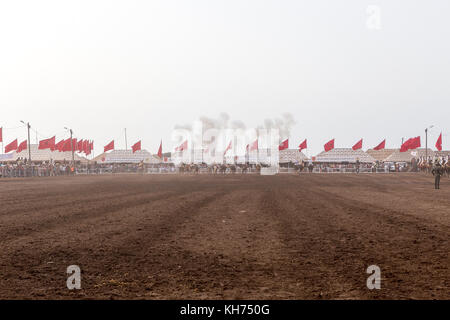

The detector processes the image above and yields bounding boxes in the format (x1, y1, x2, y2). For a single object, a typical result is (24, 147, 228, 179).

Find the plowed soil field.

(0, 173, 448, 299)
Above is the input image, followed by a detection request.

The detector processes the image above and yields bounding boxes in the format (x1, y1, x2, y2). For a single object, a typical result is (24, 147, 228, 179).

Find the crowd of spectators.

(0, 159, 180, 178)
(1, 157, 443, 178)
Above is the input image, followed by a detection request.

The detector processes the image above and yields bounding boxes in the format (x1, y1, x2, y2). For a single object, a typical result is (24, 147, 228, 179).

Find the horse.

(297, 161, 305, 174)
(219, 164, 228, 174)
(444, 160, 450, 178)
(193, 164, 199, 174)
(418, 158, 431, 173)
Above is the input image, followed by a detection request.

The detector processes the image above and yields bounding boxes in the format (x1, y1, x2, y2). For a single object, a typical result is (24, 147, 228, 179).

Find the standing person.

(431, 161, 444, 190)
(355, 159, 360, 174)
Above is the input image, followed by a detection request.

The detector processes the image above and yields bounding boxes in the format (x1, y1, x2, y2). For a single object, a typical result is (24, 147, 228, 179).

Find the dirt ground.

(0, 173, 448, 300)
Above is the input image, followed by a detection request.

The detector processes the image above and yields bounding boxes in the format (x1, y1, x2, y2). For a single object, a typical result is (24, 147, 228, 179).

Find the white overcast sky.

(0, 0, 449, 156)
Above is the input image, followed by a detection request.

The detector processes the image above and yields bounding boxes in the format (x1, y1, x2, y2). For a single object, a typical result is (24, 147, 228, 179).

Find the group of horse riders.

(177, 163, 261, 175)
(176, 157, 448, 190)
(429, 158, 449, 190)
(418, 157, 450, 173)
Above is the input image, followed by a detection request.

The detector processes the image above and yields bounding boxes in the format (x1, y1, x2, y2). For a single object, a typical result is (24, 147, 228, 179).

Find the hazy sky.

(1, 0, 449, 156)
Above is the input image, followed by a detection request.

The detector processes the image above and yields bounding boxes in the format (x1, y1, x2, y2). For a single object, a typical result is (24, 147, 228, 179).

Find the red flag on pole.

(298, 139, 307, 151)
(400, 136, 420, 152)
(324, 139, 334, 152)
(352, 138, 363, 151)
(224, 141, 232, 155)
(175, 140, 188, 152)
(5, 139, 18, 153)
(55, 139, 65, 152)
(38, 136, 56, 150)
(85, 141, 91, 156)
(411, 136, 421, 149)
(61, 139, 72, 152)
(400, 138, 412, 152)
(249, 139, 258, 151)
(132, 141, 141, 153)
(72, 138, 77, 152)
(435, 133, 442, 151)
(279, 139, 289, 151)
(104, 140, 114, 153)
(81, 140, 88, 154)
(17, 140, 27, 153)
(77, 139, 83, 152)
(373, 139, 385, 150)
(157, 140, 163, 158)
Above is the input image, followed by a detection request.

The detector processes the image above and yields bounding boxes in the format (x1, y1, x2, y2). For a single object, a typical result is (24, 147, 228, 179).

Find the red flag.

(298, 139, 307, 151)
(61, 139, 71, 152)
(400, 138, 412, 152)
(5, 139, 18, 153)
(83, 140, 89, 154)
(72, 138, 77, 151)
(157, 140, 163, 158)
(104, 140, 114, 153)
(77, 139, 83, 152)
(17, 140, 27, 153)
(279, 139, 289, 151)
(38, 136, 56, 151)
(411, 136, 421, 149)
(88, 140, 93, 155)
(0, 127, 2, 143)
(324, 139, 334, 152)
(400, 136, 420, 152)
(175, 140, 188, 152)
(224, 141, 232, 155)
(62, 138, 76, 152)
(373, 139, 385, 150)
(435, 133, 442, 151)
(85, 141, 91, 155)
(249, 139, 258, 151)
(132, 141, 141, 153)
(352, 138, 363, 151)
(55, 139, 65, 152)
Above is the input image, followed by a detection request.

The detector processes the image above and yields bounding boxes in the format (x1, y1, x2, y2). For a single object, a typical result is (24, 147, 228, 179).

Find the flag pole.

(20, 121, 32, 163)
(70, 129, 74, 164)
(124, 128, 128, 151)
(256, 129, 260, 164)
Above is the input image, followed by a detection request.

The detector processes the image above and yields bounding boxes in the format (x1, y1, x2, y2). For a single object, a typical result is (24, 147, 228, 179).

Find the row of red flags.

(4, 137, 165, 159)
(4, 137, 94, 155)
(1, 129, 443, 155)
(174, 138, 353, 153)
(174, 134, 443, 154)
(103, 140, 164, 158)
